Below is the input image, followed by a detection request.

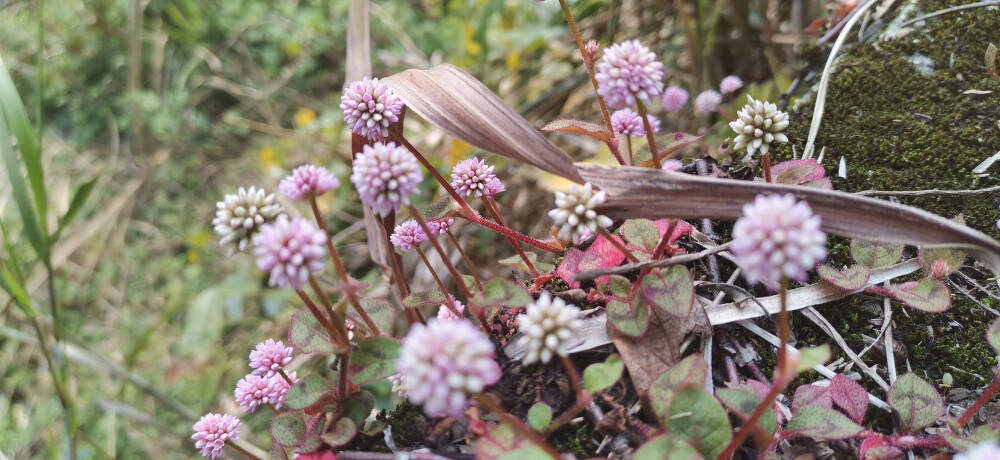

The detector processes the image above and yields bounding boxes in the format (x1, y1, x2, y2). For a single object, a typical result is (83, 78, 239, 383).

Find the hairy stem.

(446, 230, 484, 294)
(295, 289, 347, 349)
(475, 394, 563, 459)
(762, 152, 773, 183)
(455, 212, 561, 254)
(414, 247, 451, 302)
(558, 0, 614, 138)
(958, 371, 1000, 427)
(635, 101, 662, 169)
(388, 126, 475, 216)
(483, 198, 539, 277)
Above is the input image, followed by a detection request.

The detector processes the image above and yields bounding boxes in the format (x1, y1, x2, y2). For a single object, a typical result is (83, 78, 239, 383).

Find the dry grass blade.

(384, 64, 584, 183)
(578, 165, 1000, 275)
(988, 43, 999, 83)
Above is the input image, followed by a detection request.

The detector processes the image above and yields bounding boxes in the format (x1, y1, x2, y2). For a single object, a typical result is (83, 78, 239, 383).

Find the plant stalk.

(635, 101, 662, 169)
(387, 126, 475, 216)
(482, 198, 539, 277)
(475, 394, 563, 459)
(446, 230, 484, 294)
(558, 0, 614, 137)
(957, 371, 1000, 427)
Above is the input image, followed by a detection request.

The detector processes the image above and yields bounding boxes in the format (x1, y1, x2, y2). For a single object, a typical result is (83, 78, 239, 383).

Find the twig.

(574, 242, 732, 281)
(883, 281, 898, 385)
(856, 185, 1000, 197)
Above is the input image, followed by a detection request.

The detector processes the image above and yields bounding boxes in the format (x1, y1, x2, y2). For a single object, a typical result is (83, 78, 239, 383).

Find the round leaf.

(786, 407, 864, 440)
(640, 266, 694, 318)
(889, 373, 944, 434)
(583, 355, 624, 394)
(526, 403, 552, 431)
(271, 413, 307, 447)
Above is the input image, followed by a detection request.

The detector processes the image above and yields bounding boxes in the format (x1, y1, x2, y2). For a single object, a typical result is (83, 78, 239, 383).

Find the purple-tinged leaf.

(607, 275, 631, 299)
(540, 118, 612, 143)
(555, 248, 585, 289)
(349, 337, 400, 386)
(649, 353, 709, 421)
(402, 290, 447, 309)
(816, 264, 872, 291)
(830, 374, 869, 424)
(470, 278, 532, 309)
(920, 216, 968, 278)
(284, 375, 334, 412)
(320, 418, 357, 448)
(417, 195, 454, 221)
(633, 434, 704, 460)
(988, 318, 1000, 355)
(851, 239, 904, 269)
(271, 412, 308, 447)
(860, 435, 904, 460)
(289, 310, 340, 354)
(887, 279, 951, 313)
(476, 420, 534, 460)
(606, 296, 649, 338)
(633, 132, 703, 166)
(666, 386, 732, 459)
(640, 266, 694, 318)
(792, 384, 832, 412)
(356, 298, 396, 336)
(341, 390, 376, 426)
(621, 219, 660, 253)
(888, 373, 944, 434)
(556, 234, 627, 288)
(786, 407, 864, 440)
(652, 219, 695, 256)
(770, 159, 832, 189)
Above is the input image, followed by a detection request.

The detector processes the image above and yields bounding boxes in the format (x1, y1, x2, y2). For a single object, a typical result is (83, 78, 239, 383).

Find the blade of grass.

(0, 100, 49, 261)
(53, 172, 100, 242)
(0, 56, 47, 234)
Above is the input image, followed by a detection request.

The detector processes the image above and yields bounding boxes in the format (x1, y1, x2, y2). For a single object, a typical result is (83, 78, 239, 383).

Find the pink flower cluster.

(350, 142, 424, 216)
(390, 220, 428, 252)
(719, 75, 744, 94)
(340, 77, 404, 141)
(192, 413, 241, 459)
(234, 371, 299, 412)
(427, 217, 455, 235)
(595, 40, 664, 109)
(662, 86, 688, 112)
(254, 215, 327, 289)
(249, 339, 293, 377)
(437, 299, 466, 320)
(279, 164, 339, 201)
(694, 90, 722, 114)
(450, 158, 504, 198)
(731, 194, 827, 286)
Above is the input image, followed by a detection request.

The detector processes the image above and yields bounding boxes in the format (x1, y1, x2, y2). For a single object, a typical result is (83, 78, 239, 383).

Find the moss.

(549, 420, 599, 458)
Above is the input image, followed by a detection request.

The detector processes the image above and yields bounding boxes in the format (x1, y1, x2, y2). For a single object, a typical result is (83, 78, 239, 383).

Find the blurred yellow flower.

(463, 24, 482, 56)
(259, 145, 280, 171)
(449, 139, 472, 166)
(294, 108, 317, 128)
(506, 50, 521, 71)
(284, 42, 302, 58)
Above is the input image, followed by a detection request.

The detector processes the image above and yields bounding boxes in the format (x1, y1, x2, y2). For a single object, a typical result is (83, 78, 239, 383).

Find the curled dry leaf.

(383, 64, 584, 183)
(577, 165, 1000, 276)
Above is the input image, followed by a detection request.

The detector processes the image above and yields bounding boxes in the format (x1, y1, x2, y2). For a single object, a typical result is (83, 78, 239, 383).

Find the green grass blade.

(0, 218, 25, 283)
(53, 172, 99, 243)
(0, 261, 36, 317)
(0, 104, 49, 260)
(0, 55, 48, 235)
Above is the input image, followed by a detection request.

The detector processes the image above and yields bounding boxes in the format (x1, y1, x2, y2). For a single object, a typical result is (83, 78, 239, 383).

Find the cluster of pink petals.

(662, 159, 683, 171)
(646, 114, 660, 134)
(437, 299, 466, 320)
(249, 339, 293, 377)
(595, 40, 664, 109)
(396, 319, 501, 417)
(584, 39, 600, 63)
(234, 371, 299, 412)
(192, 413, 241, 459)
(662, 86, 689, 111)
(350, 142, 424, 216)
(340, 77, 404, 141)
(719, 75, 744, 94)
(731, 194, 827, 287)
(254, 215, 327, 290)
(450, 158, 504, 198)
(279, 165, 340, 201)
(610, 109, 644, 136)
(694, 90, 723, 114)
(390, 220, 428, 252)
(427, 217, 455, 235)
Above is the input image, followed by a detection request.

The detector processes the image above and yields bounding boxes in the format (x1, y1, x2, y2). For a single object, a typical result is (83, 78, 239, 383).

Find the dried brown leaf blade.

(578, 165, 1000, 275)
(383, 65, 583, 183)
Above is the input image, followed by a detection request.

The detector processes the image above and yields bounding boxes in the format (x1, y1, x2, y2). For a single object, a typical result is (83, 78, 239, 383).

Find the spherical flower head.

(662, 159, 683, 171)
(254, 215, 327, 289)
(340, 77, 404, 141)
(450, 158, 501, 198)
(350, 142, 423, 216)
(427, 217, 455, 235)
(595, 40, 664, 110)
(270, 371, 298, 409)
(610, 108, 645, 137)
(731, 194, 827, 287)
(516, 292, 583, 365)
(192, 413, 241, 459)
(437, 299, 466, 320)
(249, 339, 293, 377)
(234, 374, 276, 413)
(548, 182, 614, 244)
(719, 75, 744, 94)
(396, 319, 501, 418)
(956, 441, 1000, 460)
(729, 95, 790, 157)
(213, 186, 284, 255)
(694, 90, 723, 114)
(485, 177, 506, 196)
(390, 220, 428, 252)
(279, 165, 339, 201)
(662, 86, 689, 111)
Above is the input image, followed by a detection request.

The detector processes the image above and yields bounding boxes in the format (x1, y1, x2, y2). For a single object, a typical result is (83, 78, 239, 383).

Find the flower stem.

(762, 152, 773, 183)
(388, 125, 475, 216)
(635, 101, 662, 169)
(482, 198, 540, 277)
(957, 370, 1000, 427)
(227, 440, 264, 460)
(558, 0, 613, 137)
(310, 274, 378, 337)
(651, 219, 679, 259)
(278, 369, 294, 386)
(475, 394, 562, 459)
(456, 211, 561, 254)
(408, 205, 474, 303)
(295, 289, 348, 349)
(597, 227, 639, 263)
(446, 229, 484, 294)
(542, 392, 593, 436)
(561, 355, 585, 397)
(379, 215, 418, 325)
(414, 246, 451, 301)
(338, 344, 352, 399)
(625, 136, 634, 165)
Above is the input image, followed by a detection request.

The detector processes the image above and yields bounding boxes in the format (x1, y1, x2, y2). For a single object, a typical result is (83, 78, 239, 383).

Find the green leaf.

(816, 264, 872, 291)
(270, 412, 307, 447)
(178, 278, 257, 353)
(608, 275, 631, 298)
(0, 262, 35, 317)
(640, 266, 694, 318)
(53, 172, 99, 242)
(850, 239, 903, 268)
(606, 296, 649, 338)
(0, 56, 46, 233)
(341, 390, 376, 426)
(321, 418, 357, 447)
(621, 219, 660, 253)
(417, 195, 454, 221)
(470, 278, 532, 309)
(498, 252, 538, 272)
(795, 345, 832, 374)
(526, 403, 552, 431)
(357, 298, 397, 336)
(583, 355, 624, 394)
(888, 279, 951, 313)
(360, 417, 388, 436)
(633, 132, 702, 166)
(665, 386, 732, 459)
(649, 354, 709, 422)
(633, 434, 704, 460)
(350, 337, 401, 386)
(0, 101, 47, 260)
(988, 318, 1000, 355)
(786, 407, 864, 440)
(284, 375, 332, 411)
(889, 373, 944, 434)
(402, 290, 447, 309)
(289, 310, 339, 354)
(716, 388, 778, 435)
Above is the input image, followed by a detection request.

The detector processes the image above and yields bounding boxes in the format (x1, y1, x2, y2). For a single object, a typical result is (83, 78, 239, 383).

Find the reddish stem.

(414, 246, 451, 303)
(543, 392, 594, 436)
(446, 229, 484, 294)
(475, 394, 563, 459)
(635, 101, 662, 169)
(763, 152, 773, 183)
(388, 125, 475, 217)
(483, 198, 540, 277)
(958, 371, 1000, 427)
(557, 0, 614, 139)
(455, 211, 562, 254)
(295, 289, 347, 349)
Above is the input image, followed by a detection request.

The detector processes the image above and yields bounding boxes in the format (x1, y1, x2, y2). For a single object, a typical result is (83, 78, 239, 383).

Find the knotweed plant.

(186, 3, 1000, 459)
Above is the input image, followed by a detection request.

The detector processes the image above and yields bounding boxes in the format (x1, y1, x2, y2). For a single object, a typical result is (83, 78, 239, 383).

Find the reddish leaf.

(816, 264, 872, 291)
(887, 279, 951, 313)
(652, 219, 694, 256)
(556, 234, 627, 288)
(540, 118, 612, 143)
(792, 384, 832, 412)
(640, 266, 694, 318)
(860, 435, 903, 460)
(770, 159, 832, 189)
(786, 407, 864, 440)
(830, 374, 869, 424)
(555, 248, 585, 289)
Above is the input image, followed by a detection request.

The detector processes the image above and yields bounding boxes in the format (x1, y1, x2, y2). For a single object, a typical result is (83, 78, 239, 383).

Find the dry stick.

(455, 213, 562, 254)
(762, 152, 774, 183)
(575, 242, 732, 281)
(558, 0, 613, 136)
(856, 185, 1000, 197)
(482, 198, 540, 277)
(475, 394, 563, 459)
(882, 281, 898, 384)
(446, 229, 484, 293)
(635, 101, 662, 169)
